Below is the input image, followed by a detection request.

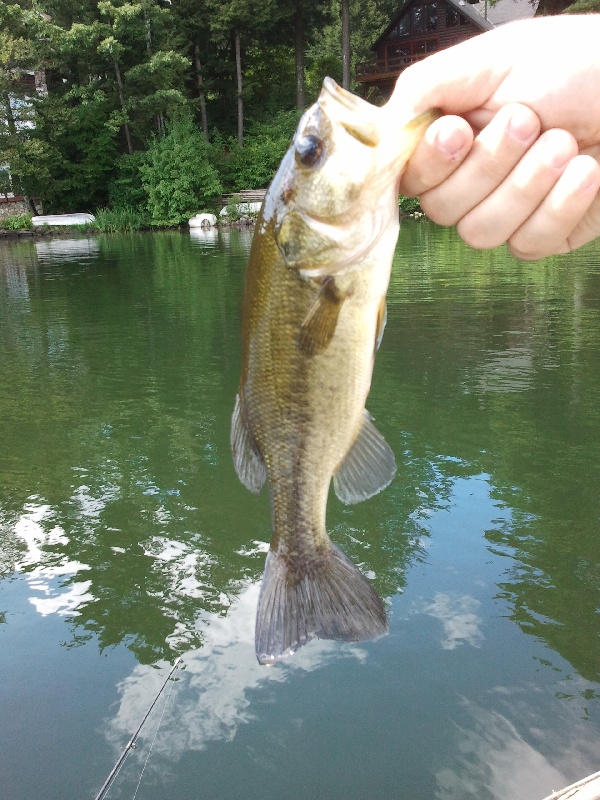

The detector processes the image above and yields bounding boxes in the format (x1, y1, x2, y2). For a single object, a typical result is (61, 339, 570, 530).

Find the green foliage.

(91, 206, 149, 232)
(0, 213, 32, 230)
(140, 114, 223, 225)
(306, 0, 395, 93)
(399, 195, 422, 215)
(24, 90, 118, 212)
(563, 0, 600, 11)
(305, 54, 343, 102)
(212, 109, 298, 191)
(108, 151, 148, 209)
(1, 0, 423, 218)
(224, 193, 244, 221)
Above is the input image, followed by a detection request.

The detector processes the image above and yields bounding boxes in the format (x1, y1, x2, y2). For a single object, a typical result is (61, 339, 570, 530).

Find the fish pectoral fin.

(231, 393, 266, 494)
(255, 544, 388, 665)
(297, 276, 346, 356)
(333, 410, 396, 505)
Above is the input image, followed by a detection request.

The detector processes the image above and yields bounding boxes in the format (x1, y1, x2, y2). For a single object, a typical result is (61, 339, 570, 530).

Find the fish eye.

(295, 134, 323, 168)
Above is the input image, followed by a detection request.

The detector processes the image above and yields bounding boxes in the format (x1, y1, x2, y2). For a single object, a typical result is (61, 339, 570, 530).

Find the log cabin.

(356, 0, 493, 99)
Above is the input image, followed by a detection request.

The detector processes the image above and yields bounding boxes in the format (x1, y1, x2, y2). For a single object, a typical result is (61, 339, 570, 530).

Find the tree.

(206, 0, 289, 145)
(0, 2, 56, 209)
(341, 0, 350, 89)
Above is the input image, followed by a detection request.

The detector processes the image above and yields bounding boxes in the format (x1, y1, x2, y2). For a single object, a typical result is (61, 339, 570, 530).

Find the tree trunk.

(194, 44, 209, 142)
(113, 58, 133, 154)
(34, 70, 48, 97)
(234, 30, 243, 147)
(3, 93, 17, 140)
(294, 0, 305, 109)
(3, 92, 22, 196)
(341, 0, 351, 90)
(144, 8, 152, 52)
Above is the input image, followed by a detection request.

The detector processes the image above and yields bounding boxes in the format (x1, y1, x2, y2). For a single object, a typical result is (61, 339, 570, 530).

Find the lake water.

(1, 223, 599, 800)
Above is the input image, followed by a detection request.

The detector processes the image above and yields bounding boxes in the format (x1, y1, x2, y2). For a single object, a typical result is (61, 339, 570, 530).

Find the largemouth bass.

(231, 78, 437, 665)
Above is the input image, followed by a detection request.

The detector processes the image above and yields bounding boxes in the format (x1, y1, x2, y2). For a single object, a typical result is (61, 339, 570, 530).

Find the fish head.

(262, 78, 437, 279)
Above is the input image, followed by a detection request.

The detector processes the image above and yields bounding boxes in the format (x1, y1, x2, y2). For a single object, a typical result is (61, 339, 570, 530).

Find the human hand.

(392, 16, 600, 260)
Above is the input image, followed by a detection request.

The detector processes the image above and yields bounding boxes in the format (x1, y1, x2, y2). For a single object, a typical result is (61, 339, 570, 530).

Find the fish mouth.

(319, 78, 381, 148)
(276, 199, 392, 279)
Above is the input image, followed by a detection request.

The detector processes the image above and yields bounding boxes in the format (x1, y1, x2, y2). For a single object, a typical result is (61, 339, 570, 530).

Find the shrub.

(399, 195, 422, 215)
(140, 114, 223, 226)
(0, 214, 32, 230)
(212, 109, 299, 193)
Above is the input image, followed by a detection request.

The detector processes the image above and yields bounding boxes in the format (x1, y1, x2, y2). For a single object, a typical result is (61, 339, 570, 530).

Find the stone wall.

(0, 196, 42, 220)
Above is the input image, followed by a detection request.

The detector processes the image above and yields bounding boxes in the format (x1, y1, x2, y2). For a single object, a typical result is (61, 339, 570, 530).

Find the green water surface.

(0, 224, 599, 800)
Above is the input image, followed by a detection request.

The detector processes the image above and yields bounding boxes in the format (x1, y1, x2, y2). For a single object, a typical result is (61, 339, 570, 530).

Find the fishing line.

(131, 657, 179, 800)
(94, 656, 183, 800)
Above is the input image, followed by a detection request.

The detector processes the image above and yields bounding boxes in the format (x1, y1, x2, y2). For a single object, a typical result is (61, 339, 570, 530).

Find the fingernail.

(542, 131, 574, 170)
(507, 106, 539, 143)
(436, 127, 467, 158)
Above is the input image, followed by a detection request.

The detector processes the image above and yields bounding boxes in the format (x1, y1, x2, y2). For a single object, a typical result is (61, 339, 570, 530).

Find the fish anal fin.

(333, 410, 396, 505)
(255, 544, 388, 665)
(297, 276, 346, 356)
(231, 393, 266, 494)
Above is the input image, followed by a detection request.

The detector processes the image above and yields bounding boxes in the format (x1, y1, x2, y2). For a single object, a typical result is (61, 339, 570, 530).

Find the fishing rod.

(93, 656, 183, 800)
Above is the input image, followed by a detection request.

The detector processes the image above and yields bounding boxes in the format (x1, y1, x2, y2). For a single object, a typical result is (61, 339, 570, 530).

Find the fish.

(231, 77, 437, 665)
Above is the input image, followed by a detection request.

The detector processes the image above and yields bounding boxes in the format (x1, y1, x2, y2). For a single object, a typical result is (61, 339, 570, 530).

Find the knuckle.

(508, 237, 548, 261)
(457, 216, 495, 249)
(419, 192, 461, 226)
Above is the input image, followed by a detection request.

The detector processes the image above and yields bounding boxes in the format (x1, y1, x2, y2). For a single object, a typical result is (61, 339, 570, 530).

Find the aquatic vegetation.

(91, 207, 149, 233)
(0, 214, 32, 230)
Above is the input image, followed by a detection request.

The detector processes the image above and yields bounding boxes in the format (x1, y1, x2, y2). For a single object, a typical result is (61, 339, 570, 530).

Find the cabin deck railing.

(355, 52, 430, 80)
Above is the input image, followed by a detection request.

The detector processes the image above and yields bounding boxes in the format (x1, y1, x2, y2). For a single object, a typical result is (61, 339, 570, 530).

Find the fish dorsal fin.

(333, 411, 396, 505)
(231, 393, 266, 494)
(297, 276, 346, 356)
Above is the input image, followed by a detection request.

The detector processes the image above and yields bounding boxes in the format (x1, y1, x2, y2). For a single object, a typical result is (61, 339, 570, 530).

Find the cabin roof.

(475, 0, 538, 25)
(373, 0, 494, 50)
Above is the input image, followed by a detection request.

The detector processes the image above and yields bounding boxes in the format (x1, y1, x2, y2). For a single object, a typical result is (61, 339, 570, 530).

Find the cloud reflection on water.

(435, 691, 599, 800)
(13, 501, 93, 616)
(104, 580, 367, 771)
(423, 592, 484, 650)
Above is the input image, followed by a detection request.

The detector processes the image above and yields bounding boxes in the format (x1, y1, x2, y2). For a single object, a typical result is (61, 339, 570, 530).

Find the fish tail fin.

(255, 544, 388, 665)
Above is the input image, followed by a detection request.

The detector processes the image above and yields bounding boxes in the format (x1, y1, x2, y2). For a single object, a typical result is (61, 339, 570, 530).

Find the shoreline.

(0, 210, 423, 241)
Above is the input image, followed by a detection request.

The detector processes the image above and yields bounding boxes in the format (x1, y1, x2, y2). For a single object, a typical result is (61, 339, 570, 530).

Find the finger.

(400, 115, 473, 197)
(419, 103, 541, 226)
(508, 154, 600, 260)
(391, 25, 513, 115)
(457, 128, 579, 250)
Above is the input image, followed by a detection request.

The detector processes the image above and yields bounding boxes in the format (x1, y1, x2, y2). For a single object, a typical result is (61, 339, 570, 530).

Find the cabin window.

(386, 38, 438, 62)
(389, 16, 410, 37)
(446, 6, 460, 26)
(412, 38, 438, 54)
(412, 2, 437, 33)
(388, 43, 410, 59)
(426, 4, 438, 30)
(387, 2, 437, 38)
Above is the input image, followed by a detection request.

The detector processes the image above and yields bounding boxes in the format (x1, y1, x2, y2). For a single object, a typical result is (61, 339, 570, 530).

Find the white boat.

(31, 213, 95, 226)
(188, 213, 217, 228)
